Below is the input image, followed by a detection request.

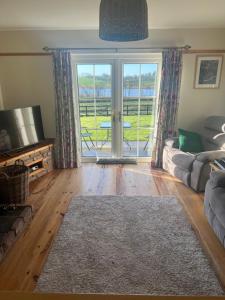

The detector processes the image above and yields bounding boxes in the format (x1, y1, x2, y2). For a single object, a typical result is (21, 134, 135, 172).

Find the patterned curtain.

(53, 50, 81, 168)
(151, 49, 183, 168)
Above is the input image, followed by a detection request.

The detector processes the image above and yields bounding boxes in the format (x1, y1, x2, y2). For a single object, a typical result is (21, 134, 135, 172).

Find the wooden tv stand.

(0, 140, 54, 182)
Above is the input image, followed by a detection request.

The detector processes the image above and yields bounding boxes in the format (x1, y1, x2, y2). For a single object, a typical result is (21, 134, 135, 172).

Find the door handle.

(112, 112, 122, 122)
(112, 112, 116, 122)
(119, 112, 122, 122)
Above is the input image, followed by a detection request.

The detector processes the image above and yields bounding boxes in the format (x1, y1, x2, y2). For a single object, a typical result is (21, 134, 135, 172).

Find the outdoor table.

(100, 122, 132, 149)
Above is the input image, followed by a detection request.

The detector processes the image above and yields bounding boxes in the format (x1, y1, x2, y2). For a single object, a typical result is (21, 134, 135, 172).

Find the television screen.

(0, 106, 45, 154)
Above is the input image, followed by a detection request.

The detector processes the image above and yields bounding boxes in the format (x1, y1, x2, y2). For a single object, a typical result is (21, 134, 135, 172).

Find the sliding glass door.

(76, 63, 114, 158)
(73, 54, 161, 161)
(122, 63, 158, 157)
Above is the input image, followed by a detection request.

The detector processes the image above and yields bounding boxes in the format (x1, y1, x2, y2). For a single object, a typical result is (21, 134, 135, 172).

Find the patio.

(81, 140, 152, 158)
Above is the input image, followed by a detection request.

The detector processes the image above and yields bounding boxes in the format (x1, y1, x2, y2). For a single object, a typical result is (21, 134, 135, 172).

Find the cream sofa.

(163, 116, 225, 192)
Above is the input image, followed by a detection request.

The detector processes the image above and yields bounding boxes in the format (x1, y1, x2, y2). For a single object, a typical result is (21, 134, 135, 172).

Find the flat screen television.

(0, 105, 45, 154)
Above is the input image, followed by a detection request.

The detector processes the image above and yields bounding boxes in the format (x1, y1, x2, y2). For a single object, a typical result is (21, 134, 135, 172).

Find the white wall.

(0, 56, 55, 137)
(178, 54, 225, 133)
(0, 29, 225, 137)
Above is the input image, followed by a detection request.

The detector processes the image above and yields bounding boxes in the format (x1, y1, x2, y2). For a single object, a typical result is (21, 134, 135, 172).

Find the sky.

(124, 64, 157, 77)
(77, 63, 158, 77)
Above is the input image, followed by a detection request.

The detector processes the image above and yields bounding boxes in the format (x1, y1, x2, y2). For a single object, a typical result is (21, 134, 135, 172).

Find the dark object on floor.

(0, 160, 29, 204)
(204, 170, 225, 247)
(0, 205, 32, 262)
(96, 158, 137, 164)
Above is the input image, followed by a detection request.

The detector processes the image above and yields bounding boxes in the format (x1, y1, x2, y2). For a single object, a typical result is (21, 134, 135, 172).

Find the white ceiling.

(0, 0, 225, 30)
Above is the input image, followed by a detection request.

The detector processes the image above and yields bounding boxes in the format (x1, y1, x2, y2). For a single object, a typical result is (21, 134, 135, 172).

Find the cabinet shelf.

(0, 141, 54, 183)
(29, 168, 46, 177)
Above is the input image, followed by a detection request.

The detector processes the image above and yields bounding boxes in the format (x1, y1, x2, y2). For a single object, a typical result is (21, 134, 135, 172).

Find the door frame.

(71, 53, 162, 163)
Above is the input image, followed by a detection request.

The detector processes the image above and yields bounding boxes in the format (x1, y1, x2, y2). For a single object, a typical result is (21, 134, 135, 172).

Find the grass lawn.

(80, 115, 155, 141)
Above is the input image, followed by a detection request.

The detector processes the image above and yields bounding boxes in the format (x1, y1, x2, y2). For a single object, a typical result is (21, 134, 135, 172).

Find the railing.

(79, 104, 153, 117)
(79, 98, 154, 117)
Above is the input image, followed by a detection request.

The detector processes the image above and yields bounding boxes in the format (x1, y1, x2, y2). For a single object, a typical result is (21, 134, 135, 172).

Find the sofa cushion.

(178, 128, 204, 153)
(202, 128, 225, 150)
(202, 139, 219, 151)
(206, 185, 225, 230)
(204, 185, 225, 247)
(164, 146, 195, 171)
(204, 116, 225, 133)
(209, 171, 225, 188)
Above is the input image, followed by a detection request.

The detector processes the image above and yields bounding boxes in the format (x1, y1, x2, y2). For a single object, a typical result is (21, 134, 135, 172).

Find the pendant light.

(99, 0, 149, 42)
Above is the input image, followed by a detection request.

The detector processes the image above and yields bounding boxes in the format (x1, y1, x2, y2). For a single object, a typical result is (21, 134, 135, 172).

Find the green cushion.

(178, 128, 204, 153)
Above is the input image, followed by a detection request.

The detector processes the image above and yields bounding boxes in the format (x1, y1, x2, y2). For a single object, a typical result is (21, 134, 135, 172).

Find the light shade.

(99, 0, 149, 42)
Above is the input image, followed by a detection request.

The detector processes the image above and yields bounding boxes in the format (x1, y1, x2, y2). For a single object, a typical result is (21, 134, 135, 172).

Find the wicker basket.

(0, 160, 29, 205)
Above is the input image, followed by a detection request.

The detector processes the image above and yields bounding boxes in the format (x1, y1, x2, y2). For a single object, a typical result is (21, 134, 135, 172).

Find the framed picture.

(194, 55, 223, 89)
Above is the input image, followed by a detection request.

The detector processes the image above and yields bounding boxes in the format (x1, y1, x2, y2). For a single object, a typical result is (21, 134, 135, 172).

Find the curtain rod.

(0, 52, 52, 56)
(2, 46, 225, 57)
(43, 45, 191, 52)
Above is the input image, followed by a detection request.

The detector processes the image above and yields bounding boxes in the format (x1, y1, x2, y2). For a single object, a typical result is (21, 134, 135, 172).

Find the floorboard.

(0, 163, 224, 292)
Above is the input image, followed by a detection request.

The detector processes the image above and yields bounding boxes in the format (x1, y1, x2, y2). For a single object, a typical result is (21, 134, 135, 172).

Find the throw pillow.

(178, 128, 204, 153)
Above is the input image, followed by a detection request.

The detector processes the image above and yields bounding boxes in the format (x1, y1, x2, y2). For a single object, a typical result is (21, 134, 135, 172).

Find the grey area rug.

(36, 196, 224, 295)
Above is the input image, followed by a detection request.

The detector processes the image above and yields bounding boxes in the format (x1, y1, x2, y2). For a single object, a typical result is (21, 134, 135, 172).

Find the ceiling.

(0, 0, 225, 30)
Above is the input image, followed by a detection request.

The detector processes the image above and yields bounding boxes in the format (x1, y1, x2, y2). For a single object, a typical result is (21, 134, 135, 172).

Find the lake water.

(79, 88, 156, 98)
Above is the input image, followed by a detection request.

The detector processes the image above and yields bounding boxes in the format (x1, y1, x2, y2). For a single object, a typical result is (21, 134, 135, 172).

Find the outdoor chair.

(80, 128, 95, 151)
(143, 133, 153, 151)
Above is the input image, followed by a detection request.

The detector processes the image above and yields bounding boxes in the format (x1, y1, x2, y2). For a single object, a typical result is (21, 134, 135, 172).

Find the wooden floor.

(0, 163, 225, 292)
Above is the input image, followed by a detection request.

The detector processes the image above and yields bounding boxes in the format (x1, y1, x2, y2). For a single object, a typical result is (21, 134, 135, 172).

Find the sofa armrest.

(191, 160, 211, 192)
(196, 150, 225, 163)
(164, 137, 179, 148)
(210, 171, 225, 188)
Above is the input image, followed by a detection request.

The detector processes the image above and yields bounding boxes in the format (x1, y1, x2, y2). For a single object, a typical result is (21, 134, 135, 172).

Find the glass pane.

(77, 65, 94, 98)
(123, 64, 140, 98)
(140, 64, 157, 97)
(139, 63, 157, 129)
(77, 64, 112, 158)
(122, 63, 158, 158)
